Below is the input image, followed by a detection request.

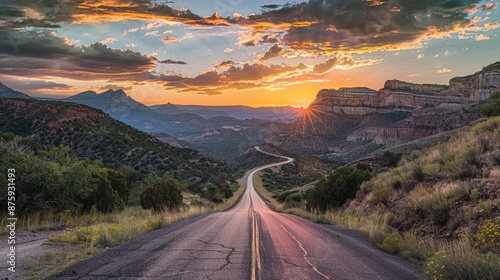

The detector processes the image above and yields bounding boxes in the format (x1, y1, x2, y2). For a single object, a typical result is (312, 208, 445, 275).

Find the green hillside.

(0, 98, 234, 184)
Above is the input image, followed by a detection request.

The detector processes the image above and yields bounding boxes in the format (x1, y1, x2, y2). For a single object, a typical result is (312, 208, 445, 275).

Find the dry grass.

(22, 183, 245, 279)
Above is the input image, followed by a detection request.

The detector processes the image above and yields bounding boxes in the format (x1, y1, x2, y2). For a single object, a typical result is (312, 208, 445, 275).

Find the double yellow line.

(250, 208, 261, 280)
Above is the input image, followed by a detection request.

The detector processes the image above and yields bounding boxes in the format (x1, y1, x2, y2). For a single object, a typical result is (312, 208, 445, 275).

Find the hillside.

(352, 116, 500, 241)
(0, 98, 234, 184)
(267, 62, 500, 162)
(0, 82, 32, 99)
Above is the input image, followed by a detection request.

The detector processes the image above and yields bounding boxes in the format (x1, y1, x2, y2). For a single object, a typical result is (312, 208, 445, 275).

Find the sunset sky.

(0, 0, 499, 107)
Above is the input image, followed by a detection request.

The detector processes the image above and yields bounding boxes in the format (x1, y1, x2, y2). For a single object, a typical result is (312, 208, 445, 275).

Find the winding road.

(51, 147, 424, 280)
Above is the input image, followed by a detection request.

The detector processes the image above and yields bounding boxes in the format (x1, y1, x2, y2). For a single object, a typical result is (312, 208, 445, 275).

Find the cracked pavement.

(49, 150, 425, 280)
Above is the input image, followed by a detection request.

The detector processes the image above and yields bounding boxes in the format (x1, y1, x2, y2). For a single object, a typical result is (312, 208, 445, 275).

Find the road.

(50, 148, 424, 280)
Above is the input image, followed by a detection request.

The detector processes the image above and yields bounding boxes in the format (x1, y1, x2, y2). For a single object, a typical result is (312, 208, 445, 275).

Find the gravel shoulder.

(1, 230, 64, 279)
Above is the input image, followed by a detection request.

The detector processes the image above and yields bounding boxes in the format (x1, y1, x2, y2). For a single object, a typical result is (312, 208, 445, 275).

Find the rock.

(267, 61, 499, 161)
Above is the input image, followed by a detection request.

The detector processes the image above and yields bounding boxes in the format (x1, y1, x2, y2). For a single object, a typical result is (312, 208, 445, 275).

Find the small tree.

(140, 173, 183, 212)
(307, 167, 372, 212)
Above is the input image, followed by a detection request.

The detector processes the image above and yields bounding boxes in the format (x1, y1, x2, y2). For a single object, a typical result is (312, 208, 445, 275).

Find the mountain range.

(1, 61, 499, 164)
(0, 84, 301, 162)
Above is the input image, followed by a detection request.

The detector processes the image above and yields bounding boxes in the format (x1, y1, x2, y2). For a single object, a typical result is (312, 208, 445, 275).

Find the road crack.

(283, 258, 308, 268)
(195, 239, 235, 270)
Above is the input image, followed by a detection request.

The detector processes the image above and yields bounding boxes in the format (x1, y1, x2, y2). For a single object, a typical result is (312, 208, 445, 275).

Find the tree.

(140, 173, 183, 212)
(105, 169, 129, 204)
(307, 167, 372, 212)
(481, 90, 500, 117)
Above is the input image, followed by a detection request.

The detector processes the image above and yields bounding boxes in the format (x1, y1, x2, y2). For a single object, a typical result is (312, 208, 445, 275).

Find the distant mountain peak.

(0, 82, 32, 99)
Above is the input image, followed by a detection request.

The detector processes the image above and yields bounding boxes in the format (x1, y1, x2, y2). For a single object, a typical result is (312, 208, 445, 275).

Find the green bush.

(307, 167, 372, 212)
(284, 192, 304, 208)
(140, 173, 183, 212)
(379, 232, 401, 254)
(481, 90, 500, 117)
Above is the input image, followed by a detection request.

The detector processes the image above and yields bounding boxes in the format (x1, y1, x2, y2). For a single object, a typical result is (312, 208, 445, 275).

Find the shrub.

(284, 192, 304, 209)
(307, 167, 372, 212)
(140, 173, 183, 212)
(425, 241, 500, 280)
(474, 220, 500, 253)
(481, 90, 500, 117)
(379, 232, 401, 254)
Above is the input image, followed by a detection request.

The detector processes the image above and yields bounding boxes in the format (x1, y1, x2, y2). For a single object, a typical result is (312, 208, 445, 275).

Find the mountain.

(0, 98, 234, 184)
(267, 61, 500, 162)
(0, 82, 32, 99)
(150, 103, 302, 121)
(64, 89, 159, 124)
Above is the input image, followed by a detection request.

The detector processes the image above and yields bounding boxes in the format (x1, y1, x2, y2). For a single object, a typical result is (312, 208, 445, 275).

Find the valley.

(0, 61, 499, 280)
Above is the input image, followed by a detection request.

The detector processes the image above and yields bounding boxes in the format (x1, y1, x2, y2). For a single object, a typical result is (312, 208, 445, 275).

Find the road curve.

(50, 147, 425, 280)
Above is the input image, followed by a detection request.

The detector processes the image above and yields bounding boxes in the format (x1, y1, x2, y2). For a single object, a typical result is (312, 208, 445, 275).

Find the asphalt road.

(50, 148, 425, 280)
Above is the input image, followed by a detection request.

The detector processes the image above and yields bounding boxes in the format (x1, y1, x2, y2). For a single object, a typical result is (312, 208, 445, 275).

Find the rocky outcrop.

(384, 80, 448, 94)
(449, 61, 500, 100)
(312, 87, 469, 116)
(267, 61, 499, 162)
(450, 72, 500, 100)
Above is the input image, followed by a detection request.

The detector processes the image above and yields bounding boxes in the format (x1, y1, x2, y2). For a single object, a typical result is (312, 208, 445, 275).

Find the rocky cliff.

(267, 62, 499, 162)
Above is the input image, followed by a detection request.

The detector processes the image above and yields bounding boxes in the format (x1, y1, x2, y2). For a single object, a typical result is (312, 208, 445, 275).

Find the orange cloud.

(162, 36, 177, 43)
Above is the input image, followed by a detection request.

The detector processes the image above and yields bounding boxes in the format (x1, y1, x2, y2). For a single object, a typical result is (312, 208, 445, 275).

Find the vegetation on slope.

(0, 98, 234, 185)
(481, 90, 500, 117)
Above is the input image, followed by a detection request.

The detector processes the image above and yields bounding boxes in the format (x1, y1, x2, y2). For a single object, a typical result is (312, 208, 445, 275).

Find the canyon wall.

(267, 62, 499, 162)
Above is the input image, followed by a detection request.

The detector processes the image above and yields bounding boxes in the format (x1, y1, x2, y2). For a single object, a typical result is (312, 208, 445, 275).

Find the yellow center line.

(251, 208, 261, 280)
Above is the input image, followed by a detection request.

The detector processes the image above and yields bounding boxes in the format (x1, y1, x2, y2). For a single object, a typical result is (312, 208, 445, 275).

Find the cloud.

(237, 0, 487, 55)
(258, 43, 285, 62)
(159, 59, 187, 65)
(484, 21, 500, 30)
(312, 56, 380, 75)
(438, 68, 453, 74)
(0, 78, 75, 91)
(100, 37, 117, 44)
(164, 63, 308, 94)
(0, 30, 157, 80)
(163, 55, 377, 94)
(97, 84, 134, 91)
(475, 34, 490, 41)
(224, 48, 233, 53)
(214, 60, 235, 68)
(0, 0, 235, 31)
(162, 36, 177, 42)
(240, 32, 280, 46)
(417, 54, 425, 59)
(482, 3, 498, 10)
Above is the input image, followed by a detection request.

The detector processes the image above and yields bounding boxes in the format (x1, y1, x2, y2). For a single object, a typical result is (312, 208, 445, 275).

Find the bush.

(425, 241, 500, 280)
(474, 220, 500, 253)
(140, 173, 183, 212)
(284, 192, 304, 208)
(307, 167, 372, 212)
(379, 232, 401, 254)
(481, 90, 500, 117)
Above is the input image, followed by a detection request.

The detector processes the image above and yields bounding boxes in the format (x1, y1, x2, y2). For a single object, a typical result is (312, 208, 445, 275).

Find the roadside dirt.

(0, 230, 64, 279)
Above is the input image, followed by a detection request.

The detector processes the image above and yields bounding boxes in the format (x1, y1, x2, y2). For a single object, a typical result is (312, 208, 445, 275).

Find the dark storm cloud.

(159, 59, 187, 65)
(240, 0, 487, 53)
(0, 30, 156, 80)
